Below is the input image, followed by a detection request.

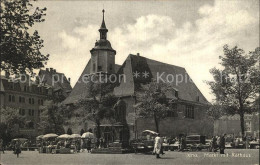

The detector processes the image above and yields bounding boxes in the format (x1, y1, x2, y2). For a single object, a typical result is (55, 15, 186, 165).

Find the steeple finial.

(99, 9, 108, 39)
(100, 9, 107, 29)
(102, 9, 105, 20)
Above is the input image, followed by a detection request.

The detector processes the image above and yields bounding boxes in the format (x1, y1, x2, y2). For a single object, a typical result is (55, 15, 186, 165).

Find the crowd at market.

(0, 130, 259, 159)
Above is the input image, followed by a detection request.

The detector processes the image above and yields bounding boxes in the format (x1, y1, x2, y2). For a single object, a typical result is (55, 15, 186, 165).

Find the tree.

(0, 0, 49, 75)
(67, 128, 72, 135)
(76, 74, 117, 139)
(206, 104, 226, 120)
(38, 101, 65, 135)
(135, 79, 173, 133)
(0, 107, 25, 144)
(207, 45, 260, 138)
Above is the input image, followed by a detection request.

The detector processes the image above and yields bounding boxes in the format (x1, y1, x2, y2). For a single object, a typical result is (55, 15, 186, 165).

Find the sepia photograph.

(0, 0, 259, 164)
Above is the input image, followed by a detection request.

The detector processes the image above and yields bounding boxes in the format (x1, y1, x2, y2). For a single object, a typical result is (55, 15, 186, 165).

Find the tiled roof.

(63, 61, 121, 104)
(63, 54, 209, 105)
(114, 54, 209, 104)
(39, 69, 72, 97)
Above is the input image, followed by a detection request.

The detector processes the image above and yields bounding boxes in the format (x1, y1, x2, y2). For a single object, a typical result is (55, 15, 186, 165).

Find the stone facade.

(0, 75, 52, 137)
(63, 10, 213, 142)
(214, 113, 259, 138)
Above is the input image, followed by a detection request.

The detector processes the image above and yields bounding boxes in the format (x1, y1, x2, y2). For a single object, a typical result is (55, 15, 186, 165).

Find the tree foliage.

(206, 104, 226, 120)
(0, 0, 49, 75)
(207, 45, 260, 137)
(0, 107, 25, 129)
(76, 74, 117, 138)
(38, 101, 65, 135)
(0, 107, 25, 144)
(136, 79, 174, 133)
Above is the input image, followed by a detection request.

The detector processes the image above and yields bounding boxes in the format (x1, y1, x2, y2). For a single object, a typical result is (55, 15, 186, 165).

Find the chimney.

(46, 68, 49, 72)
(50, 68, 53, 73)
(53, 69, 56, 73)
(137, 53, 140, 56)
(5, 71, 10, 78)
(68, 78, 71, 83)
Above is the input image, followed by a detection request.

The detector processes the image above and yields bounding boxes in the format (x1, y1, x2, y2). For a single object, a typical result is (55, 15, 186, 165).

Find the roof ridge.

(129, 54, 185, 70)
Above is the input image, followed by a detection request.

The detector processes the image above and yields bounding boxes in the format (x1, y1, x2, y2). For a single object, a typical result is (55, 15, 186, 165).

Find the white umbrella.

(36, 135, 44, 140)
(71, 134, 81, 139)
(81, 132, 94, 139)
(142, 130, 158, 135)
(57, 134, 71, 139)
(42, 133, 58, 139)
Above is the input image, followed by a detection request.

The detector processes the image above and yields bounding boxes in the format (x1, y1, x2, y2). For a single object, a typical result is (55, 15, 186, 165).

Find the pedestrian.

(219, 134, 226, 154)
(14, 141, 21, 158)
(154, 133, 162, 158)
(100, 138, 104, 148)
(180, 136, 186, 152)
(0, 139, 4, 154)
(211, 136, 217, 152)
(160, 136, 165, 155)
(86, 139, 92, 153)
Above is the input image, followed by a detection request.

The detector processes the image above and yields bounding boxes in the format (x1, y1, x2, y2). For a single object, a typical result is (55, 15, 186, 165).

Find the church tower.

(90, 9, 116, 74)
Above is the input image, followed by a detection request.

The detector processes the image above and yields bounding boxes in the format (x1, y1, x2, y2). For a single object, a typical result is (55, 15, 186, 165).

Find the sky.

(30, 0, 259, 102)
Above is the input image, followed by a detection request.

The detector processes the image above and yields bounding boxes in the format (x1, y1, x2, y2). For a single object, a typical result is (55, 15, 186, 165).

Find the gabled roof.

(39, 69, 72, 98)
(114, 54, 208, 104)
(64, 54, 208, 105)
(63, 59, 121, 104)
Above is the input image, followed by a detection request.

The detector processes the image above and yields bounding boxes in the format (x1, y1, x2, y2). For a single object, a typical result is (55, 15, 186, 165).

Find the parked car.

(186, 135, 210, 151)
(130, 130, 158, 154)
(162, 140, 179, 151)
(249, 139, 260, 149)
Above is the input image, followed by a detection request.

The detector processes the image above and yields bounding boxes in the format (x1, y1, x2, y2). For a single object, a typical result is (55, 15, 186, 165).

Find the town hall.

(63, 10, 213, 144)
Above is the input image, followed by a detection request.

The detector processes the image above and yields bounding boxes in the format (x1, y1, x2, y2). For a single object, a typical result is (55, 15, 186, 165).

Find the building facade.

(0, 68, 72, 139)
(63, 10, 213, 143)
(0, 74, 52, 138)
(214, 113, 260, 138)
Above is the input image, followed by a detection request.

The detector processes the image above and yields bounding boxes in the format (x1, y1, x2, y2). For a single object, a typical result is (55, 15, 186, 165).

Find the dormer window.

(175, 91, 178, 98)
(173, 88, 179, 98)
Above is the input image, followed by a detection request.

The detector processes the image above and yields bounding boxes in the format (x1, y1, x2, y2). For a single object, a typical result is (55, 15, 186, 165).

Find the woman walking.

(154, 134, 162, 158)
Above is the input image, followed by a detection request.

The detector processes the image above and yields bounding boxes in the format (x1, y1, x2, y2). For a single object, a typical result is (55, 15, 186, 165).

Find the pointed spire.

(100, 9, 107, 29)
(99, 9, 108, 40)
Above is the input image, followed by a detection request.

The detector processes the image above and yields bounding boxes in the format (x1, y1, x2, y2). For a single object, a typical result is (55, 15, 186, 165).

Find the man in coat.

(219, 134, 226, 154)
(154, 134, 162, 158)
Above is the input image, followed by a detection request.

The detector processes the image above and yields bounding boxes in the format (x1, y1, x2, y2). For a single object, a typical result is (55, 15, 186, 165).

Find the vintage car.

(130, 130, 158, 153)
(186, 135, 210, 151)
(162, 139, 179, 151)
(249, 140, 260, 149)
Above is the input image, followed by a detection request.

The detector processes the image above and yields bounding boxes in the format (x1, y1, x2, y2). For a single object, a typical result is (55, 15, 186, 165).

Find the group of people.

(210, 134, 226, 154)
(38, 139, 81, 153)
(153, 133, 228, 158)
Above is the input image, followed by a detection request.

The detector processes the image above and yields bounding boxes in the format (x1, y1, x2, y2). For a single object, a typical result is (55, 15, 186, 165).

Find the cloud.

(50, 0, 259, 102)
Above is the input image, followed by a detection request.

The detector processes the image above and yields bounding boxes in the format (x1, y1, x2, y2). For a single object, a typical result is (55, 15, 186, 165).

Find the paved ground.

(0, 149, 259, 165)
